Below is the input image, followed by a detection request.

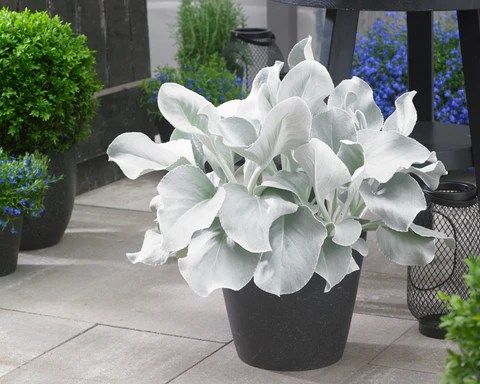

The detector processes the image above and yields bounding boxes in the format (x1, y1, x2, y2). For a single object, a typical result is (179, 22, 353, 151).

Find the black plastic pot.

(20, 148, 77, 250)
(0, 217, 23, 277)
(223, 251, 363, 371)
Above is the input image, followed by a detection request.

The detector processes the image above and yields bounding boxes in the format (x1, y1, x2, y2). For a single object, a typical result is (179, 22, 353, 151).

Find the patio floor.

(0, 173, 453, 383)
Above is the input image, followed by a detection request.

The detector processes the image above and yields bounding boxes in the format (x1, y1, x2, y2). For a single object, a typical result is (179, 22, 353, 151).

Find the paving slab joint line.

(97, 322, 230, 345)
(339, 323, 417, 384)
(0, 307, 94, 325)
(0, 324, 99, 379)
(165, 341, 233, 384)
(370, 362, 445, 375)
(74, 202, 151, 214)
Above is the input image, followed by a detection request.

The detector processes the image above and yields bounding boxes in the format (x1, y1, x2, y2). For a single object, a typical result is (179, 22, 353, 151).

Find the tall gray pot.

(223, 251, 363, 371)
(20, 148, 77, 250)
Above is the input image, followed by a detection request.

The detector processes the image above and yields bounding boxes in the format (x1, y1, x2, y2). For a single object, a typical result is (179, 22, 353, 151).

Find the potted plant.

(439, 257, 480, 383)
(0, 150, 53, 276)
(107, 37, 454, 370)
(142, 0, 245, 141)
(0, 9, 102, 250)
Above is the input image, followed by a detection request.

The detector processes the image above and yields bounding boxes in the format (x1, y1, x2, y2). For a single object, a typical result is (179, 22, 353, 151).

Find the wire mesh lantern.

(408, 181, 480, 339)
(228, 28, 284, 91)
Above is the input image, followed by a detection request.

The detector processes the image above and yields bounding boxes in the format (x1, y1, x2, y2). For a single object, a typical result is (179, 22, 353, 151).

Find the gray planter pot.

(20, 148, 77, 250)
(0, 217, 23, 277)
(223, 251, 363, 371)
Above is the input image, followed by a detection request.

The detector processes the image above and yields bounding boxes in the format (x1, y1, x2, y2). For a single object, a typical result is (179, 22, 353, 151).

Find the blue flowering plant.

(353, 13, 468, 124)
(141, 55, 243, 122)
(0, 150, 55, 233)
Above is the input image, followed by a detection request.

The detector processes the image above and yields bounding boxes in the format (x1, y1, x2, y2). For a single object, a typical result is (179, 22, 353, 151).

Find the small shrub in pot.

(108, 37, 453, 370)
(0, 9, 102, 249)
(0, 150, 53, 276)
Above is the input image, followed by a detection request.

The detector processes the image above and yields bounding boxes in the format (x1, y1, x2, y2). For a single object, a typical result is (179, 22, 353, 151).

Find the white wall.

(147, 0, 267, 72)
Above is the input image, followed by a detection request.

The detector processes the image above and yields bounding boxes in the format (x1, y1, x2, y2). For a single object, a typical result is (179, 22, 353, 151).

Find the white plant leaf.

(407, 161, 447, 190)
(107, 133, 194, 179)
(352, 237, 368, 256)
(219, 184, 298, 253)
(311, 107, 357, 152)
(337, 140, 365, 176)
(376, 224, 453, 266)
(383, 91, 417, 136)
(346, 257, 360, 274)
(255, 170, 311, 203)
(328, 77, 383, 131)
(287, 36, 314, 69)
(158, 83, 211, 135)
(357, 129, 435, 183)
(294, 138, 351, 201)
(410, 223, 455, 249)
(277, 60, 334, 110)
(201, 137, 235, 181)
(316, 238, 352, 292)
(178, 221, 260, 297)
(254, 206, 327, 295)
(218, 117, 258, 154)
(170, 128, 206, 167)
(245, 97, 312, 167)
(157, 165, 226, 251)
(127, 229, 176, 266)
(360, 173, 426, 232)
(333, 219, 362, 246)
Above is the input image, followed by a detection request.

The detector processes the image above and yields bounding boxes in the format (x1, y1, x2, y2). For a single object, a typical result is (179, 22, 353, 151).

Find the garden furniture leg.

(458, 9, 480, 190)
(319, 9, 359, 86)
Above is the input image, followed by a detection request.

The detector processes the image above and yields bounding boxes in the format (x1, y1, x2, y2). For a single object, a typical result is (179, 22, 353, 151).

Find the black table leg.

(407, 11, 434, 122)
(458, 10, 480, 188)
(319, 9, 359, 86)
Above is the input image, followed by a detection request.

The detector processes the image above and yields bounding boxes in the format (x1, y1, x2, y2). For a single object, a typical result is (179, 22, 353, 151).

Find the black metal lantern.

(228, 28, 284, 91)
(407, 182, 480, 339)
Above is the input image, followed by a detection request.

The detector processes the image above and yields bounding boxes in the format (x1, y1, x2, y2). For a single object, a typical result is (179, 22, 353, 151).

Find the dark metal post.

(407, 11, 434, 122)
(319, 9, 359, 86)
(458, 10, 480, 189)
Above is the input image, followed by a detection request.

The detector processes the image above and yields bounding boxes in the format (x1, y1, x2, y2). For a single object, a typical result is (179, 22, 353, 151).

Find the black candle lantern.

(228, 28, 284, 91)
(407, 181, 480, 339)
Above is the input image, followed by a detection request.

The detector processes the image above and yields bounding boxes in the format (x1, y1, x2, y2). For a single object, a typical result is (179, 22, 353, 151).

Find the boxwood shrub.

(0, 8, 102, 155)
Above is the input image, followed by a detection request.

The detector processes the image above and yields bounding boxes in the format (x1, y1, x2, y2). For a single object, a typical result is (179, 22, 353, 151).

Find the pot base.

(20, 149, 76, 251)
(0, 218, 23, 277)
(223, 252, 363, 371)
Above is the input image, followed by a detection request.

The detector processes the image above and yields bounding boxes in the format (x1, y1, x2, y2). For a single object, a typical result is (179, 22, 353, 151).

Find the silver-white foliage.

(108, 37, 452, 297)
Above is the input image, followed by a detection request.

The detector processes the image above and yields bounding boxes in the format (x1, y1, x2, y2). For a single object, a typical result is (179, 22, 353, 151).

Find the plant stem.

(247, 166, 263, 194)
(362, 220, 383, 231)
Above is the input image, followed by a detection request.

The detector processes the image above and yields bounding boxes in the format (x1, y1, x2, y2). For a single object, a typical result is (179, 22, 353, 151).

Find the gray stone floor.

(0, 173, 453, 383)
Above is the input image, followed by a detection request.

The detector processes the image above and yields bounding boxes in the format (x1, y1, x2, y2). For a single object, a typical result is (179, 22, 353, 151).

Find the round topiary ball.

(0, 8, 102, 154)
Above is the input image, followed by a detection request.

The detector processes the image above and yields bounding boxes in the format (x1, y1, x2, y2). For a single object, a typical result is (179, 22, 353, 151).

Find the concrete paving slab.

(345, 364, 439, 384)
(0, 325, 222, 384)
(355, 271, 412, 320)
(170, 314, 414, 384)
(0, 206, 232, 343)
(371, 325, 454, 373)
(75, 172, 163, 212)
(0, 309, 92, 377)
